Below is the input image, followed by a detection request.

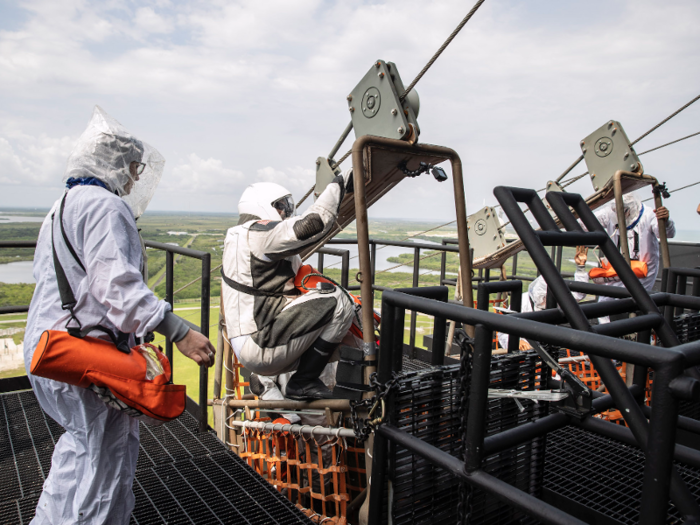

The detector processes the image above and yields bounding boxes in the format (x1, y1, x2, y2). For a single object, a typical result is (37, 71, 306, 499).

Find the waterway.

(0, 214, 46, 223)
(0, 261, 35, 284)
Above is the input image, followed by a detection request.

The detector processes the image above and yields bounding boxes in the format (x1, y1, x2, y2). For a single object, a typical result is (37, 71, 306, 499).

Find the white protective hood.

(610, 194, 642, 227)
(63, 106, 165, 218)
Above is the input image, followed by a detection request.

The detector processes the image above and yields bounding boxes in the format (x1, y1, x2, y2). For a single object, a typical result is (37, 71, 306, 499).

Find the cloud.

(0, 129, 75, 186)
(1, 0, 700, 224)
(167, 153, 245, 192)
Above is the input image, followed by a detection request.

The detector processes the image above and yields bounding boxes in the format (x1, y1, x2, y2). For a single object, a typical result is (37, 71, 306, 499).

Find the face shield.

(63, 106, 165, 219)
(272, 195, 295, 220)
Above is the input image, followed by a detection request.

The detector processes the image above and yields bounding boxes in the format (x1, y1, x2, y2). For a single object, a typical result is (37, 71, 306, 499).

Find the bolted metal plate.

(546, 180, 565, 193)
(581, 120, 642, 192)
(362, 87, 381, 118)
(300, 143, 448, 260)
(314, 156, 340, 198)
(467, 206, 507, 260)
(348, 60, 419, 142)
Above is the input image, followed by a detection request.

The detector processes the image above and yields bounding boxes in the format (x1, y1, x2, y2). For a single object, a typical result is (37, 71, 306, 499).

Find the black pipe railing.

(144, 240, 211, 433)
(0, 239, 212, 433)
(369, 287, 700, 525)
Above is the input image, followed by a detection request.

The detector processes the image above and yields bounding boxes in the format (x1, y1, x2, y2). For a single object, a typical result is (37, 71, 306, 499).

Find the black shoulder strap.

(220, 268, 299, 297)
(52, 193, 130, 353)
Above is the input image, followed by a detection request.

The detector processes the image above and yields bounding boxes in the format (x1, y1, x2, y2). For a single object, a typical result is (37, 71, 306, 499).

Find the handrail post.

(199, 252, 211, 433)
(165, 251, 174, 376)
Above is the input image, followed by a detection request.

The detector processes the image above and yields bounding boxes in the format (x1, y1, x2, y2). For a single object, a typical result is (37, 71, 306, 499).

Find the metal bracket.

(467, 206, 507, 259)
(315, 156, 340, 198)
(580, 120, 642, 192)
(526, 339, 592, 419)
(347, 60, 420, 142)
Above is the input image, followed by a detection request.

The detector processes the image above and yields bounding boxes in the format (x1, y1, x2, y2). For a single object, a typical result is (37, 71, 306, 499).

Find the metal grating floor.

(544, 426, 700, 525)
(0, 390, 312, 525)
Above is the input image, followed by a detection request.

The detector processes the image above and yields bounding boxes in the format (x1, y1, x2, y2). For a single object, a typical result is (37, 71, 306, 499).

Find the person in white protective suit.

(221, 175, 355, 400)
(498, 246, 589, 350)
(23, 106, 215, 525)
(593, 194, 675, 293)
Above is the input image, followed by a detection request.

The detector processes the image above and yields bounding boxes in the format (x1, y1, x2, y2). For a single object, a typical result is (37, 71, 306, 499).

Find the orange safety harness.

(294, 264, 380, 339)
(30, 192, 185, 423)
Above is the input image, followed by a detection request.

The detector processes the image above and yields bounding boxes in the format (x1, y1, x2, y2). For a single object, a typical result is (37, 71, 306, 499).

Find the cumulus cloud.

(0, 129, 75, 186)
(167, 153, 245, 192)
(1, 0, 700, 222)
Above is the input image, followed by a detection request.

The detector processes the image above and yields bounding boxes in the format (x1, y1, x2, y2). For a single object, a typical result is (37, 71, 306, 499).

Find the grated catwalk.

(388, 351, 548, 525)
(0, 390, 312, 525)
(544, 426, 700, 525)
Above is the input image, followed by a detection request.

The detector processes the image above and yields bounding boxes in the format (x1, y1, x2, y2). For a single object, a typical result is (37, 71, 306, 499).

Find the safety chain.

(455, 329, 474, 525)
(349, 372, 403, 442)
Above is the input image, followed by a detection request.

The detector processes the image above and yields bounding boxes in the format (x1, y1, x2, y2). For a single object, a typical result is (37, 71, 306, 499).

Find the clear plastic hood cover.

(63, 106, 165, 218)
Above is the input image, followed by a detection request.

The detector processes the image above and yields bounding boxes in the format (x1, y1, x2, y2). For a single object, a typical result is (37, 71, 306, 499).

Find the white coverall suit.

(593, 202, 675, 296)
(24, 107, 176, 524)
(498, 268, 588, 349)
(222, 179, 354, 379)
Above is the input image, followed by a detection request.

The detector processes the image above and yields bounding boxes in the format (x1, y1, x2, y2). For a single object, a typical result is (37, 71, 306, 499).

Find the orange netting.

(239, 423, 366, 524)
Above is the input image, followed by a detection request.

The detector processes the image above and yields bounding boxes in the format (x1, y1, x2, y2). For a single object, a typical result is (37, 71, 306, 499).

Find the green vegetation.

(0, 222, 40, 263)
(0, 283, 35, 307)
(0, 213, 592, 405)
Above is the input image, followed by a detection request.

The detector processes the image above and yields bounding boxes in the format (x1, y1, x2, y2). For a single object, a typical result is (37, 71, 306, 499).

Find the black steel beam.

(376, 424, 587, 525)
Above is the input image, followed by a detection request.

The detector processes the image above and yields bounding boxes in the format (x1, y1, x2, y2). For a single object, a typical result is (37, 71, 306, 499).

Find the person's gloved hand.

(175, 329, 216, 367)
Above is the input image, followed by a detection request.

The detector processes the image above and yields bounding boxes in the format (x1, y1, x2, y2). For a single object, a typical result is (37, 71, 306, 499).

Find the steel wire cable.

(631, 93, 700, 146)
(637, 130, 700, 156)
(322, 219, 457, 270)
(641, 179, 700, 203)
(173, 125, 700, 296)
(399, 0, 487, 102)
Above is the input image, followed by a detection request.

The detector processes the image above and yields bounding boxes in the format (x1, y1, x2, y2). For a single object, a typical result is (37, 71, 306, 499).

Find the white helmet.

(238, 182, 295, 221)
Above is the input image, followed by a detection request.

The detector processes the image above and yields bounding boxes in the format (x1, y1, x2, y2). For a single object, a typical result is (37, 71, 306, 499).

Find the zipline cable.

(307, 0, 488, 179)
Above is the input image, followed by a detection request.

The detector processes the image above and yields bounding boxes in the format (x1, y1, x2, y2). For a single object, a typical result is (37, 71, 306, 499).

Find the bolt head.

(316, 159, 321, 166)
(397, 126, 405, 134)
(391, 108, 398, 116)
(349, 107, 355, 112)
(592, 173, 596, 178)
(630, 163, 637, 170)
(375, 61, 381, 68)
(378, 72, 384, 78)
(347, 94, 353, 101)
(624, 152, 629, 159)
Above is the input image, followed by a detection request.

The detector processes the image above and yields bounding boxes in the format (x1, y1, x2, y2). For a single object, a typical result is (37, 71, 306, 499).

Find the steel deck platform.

(0, 390, 312, 525)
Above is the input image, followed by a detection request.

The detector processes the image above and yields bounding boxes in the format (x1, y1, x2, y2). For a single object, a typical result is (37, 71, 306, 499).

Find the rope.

(329, 149, 352, 171)
(296, 186, 316, 208)
(374, 250, 443, 275)
(631, 93, 700, 146)
(323, 219, 457, 270)
(641, 180, 700, 203)
(400, 0, 487, 102)
(173, 263, 222, 295)
(637, 130, 700, 156)
(554, 155, 585, 184)
(322, 0, 487, 175)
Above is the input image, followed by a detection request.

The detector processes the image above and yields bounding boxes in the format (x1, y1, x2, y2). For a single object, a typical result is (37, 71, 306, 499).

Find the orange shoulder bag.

(30, 193, 185, 423)
(589, 259, 648, 284)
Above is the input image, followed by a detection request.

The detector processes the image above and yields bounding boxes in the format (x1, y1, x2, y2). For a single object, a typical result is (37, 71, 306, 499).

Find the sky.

(1, 0, 699, 226)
